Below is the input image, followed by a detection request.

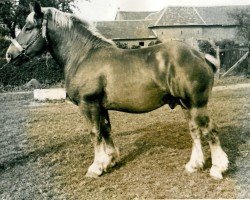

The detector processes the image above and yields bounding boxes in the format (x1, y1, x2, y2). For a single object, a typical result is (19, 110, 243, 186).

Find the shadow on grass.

(113, 121, 190, 171)
(0, 134, 89, 173)
(219, 124, 249, 175)
(1, 120, 247, 178)
(112, 121, 248, 177)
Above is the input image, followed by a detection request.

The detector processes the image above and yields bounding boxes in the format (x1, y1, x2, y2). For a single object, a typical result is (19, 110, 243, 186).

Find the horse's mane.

(42, 7, 115, 47)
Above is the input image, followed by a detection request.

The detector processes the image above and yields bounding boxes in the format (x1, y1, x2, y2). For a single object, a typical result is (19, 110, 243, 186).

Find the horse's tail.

(205, 43, 220, 73)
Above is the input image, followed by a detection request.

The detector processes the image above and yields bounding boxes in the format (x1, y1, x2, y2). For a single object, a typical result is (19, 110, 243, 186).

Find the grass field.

(0, 79, 249, 199)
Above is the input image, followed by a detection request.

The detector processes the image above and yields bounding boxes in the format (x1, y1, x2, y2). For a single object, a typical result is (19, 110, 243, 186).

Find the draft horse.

(6, 2, 228, 179)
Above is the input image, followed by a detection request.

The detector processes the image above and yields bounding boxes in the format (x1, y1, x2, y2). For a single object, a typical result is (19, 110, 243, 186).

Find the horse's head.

(6, 2, 48, 65)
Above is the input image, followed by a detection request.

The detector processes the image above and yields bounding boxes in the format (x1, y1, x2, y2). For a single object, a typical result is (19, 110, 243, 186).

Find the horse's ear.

(29, 3, 34, 12)
(34, 1, 43, 18)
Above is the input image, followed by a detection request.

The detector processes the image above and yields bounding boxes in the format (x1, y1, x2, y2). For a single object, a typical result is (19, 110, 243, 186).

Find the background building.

(95, 5, 250, 48)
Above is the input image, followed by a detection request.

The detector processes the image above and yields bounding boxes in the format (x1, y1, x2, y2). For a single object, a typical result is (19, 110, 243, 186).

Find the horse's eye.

(25, 27, 33, 32)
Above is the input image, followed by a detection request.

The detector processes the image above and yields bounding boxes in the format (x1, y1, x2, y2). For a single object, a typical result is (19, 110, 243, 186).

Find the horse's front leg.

(80, 101, 119, 178)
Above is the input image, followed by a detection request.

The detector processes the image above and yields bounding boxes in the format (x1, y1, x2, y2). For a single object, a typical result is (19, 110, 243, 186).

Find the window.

(139, 42, 144, 46)
(181, 31, 183, 35)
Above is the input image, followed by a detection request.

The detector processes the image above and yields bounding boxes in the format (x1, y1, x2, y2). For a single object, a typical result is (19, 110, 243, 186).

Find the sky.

(74, 0, 250, 21)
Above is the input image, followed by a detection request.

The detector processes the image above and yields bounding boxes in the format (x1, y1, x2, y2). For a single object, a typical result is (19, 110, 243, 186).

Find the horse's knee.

(201, 121, 220, 144)
(190, 108, 218, 142)
(101, 122, 111, 138)
(89, 126, 102, 145)
(188, 120, 201, 139)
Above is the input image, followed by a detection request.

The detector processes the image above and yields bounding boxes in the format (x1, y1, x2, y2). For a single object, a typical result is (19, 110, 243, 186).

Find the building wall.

(154, 27, 203, 42)
(202, 26, 238, 42)
(153, 26, 239, 43)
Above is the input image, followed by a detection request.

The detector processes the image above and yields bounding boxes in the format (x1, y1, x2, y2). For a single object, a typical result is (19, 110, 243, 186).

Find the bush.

(1, 56, 64, 86)
(197, 40, 216, 56)
(0, 36, 64, 87)
(0, 36, 10, 58)
(0, 56, 64, 86)
(215, 39, 238, 49)
(131, 45, 141, 49)
(115, 42, 128, 49)
(148, 40, 162, 46)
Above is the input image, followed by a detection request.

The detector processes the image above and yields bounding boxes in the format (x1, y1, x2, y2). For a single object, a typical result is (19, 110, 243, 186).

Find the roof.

(115, 11, 155, 20)
(154, 7, 205, 26)
(145, 9, 164, 21)
(94, 20, 156, 40)
(195, 6, 250, 25)
(147, 5, 250, 27)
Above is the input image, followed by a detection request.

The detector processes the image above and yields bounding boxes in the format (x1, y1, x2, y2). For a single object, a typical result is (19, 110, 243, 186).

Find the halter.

(9, 17, 49, 63)
(10, 30, 43, 61)
(0, 14, 49, 71)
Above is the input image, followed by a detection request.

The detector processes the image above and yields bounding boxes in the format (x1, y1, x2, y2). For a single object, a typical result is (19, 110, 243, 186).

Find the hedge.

(0, 36, 64, 86)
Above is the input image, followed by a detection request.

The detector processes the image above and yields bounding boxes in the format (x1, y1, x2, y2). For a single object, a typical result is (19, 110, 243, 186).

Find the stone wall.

(153, 26, 239, 45)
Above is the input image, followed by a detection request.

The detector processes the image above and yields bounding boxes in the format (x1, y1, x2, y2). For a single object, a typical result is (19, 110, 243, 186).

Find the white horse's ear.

(29, 3, 34, 12)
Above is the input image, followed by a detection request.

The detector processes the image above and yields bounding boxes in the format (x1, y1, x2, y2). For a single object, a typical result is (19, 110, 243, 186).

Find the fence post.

(216, 46, 221, 79)
(247, 53, 250, 78)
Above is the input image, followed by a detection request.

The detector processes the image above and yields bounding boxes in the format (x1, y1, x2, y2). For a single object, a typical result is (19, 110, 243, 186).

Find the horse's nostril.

(6, 53, 12, 63)
(7, 53, 12, 59)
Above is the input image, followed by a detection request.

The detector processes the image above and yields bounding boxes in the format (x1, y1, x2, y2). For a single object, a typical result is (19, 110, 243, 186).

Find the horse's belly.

(104, 89, 167, 113)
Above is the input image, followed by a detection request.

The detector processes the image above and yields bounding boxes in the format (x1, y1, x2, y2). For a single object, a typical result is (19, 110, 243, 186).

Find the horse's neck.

(47, 25, 112, 69)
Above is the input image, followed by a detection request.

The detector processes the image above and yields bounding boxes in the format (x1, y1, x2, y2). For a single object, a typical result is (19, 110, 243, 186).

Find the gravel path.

(234, 94, 250, 199)
(0, 92, 57, 200)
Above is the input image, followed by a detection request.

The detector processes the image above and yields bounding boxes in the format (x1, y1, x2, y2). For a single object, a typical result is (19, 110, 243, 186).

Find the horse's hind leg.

(184, 107, 229, 179)
(80, 102, 119, 178)
(183, 109, 205, 173)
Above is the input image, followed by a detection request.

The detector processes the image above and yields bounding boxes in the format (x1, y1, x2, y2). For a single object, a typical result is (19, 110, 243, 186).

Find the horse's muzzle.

(6, 46, 29, 66)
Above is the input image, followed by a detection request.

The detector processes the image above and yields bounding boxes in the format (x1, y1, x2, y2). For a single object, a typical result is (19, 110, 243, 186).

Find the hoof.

(86, 163, 103, 178)
(185, 161, 204, 173)
(210, 149, 228, 179)
(218, 152, 229, 173)
(185, 163, 197, 173)
(210, 166, 223, 180)
(85, 171, 100, 178)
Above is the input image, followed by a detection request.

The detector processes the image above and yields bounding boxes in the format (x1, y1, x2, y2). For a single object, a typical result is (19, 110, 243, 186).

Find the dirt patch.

(214, 76, 250, 86)
(0, 84, 249, 199)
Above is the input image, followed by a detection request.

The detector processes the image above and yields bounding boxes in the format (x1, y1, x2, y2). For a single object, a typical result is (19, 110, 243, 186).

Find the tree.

(229, 8, 250, 44)
(0, 0, 79, 38)
(0, 0, 17, 38)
